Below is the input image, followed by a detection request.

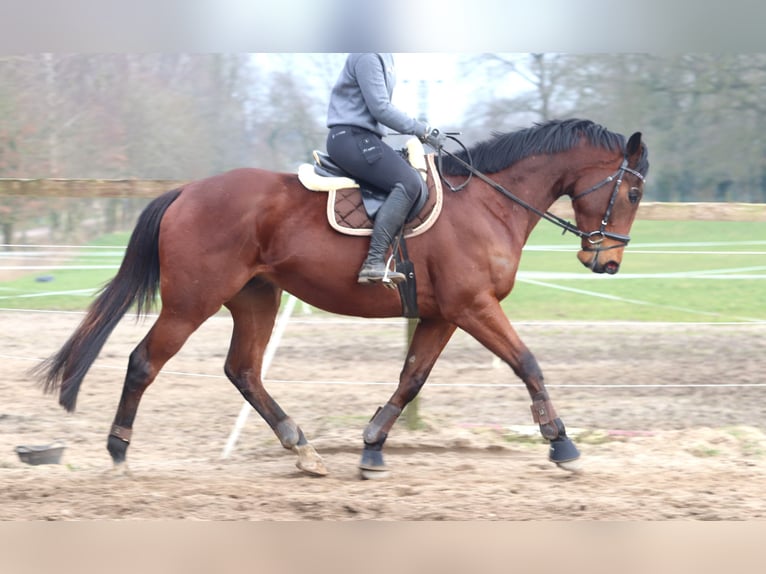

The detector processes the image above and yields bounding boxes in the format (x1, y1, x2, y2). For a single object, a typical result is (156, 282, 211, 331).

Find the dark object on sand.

(15, 442, 66, 465)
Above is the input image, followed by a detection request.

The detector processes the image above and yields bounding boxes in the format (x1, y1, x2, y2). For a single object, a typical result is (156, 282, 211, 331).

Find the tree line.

(462, 53, 766, 203)
(1, 53, 764, 245)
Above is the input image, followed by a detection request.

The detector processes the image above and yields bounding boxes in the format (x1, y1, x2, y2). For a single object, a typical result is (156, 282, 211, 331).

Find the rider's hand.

(422, 127, 447, 150)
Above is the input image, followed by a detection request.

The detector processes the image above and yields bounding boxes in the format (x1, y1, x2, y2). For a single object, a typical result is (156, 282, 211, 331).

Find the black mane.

(440, 118, 648, 176)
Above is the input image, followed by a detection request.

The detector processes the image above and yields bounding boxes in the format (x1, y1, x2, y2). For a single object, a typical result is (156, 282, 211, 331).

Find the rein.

(434, 138, 645, 247)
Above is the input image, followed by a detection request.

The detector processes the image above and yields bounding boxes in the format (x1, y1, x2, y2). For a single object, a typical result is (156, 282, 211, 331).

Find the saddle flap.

(326, 153, 444, 238)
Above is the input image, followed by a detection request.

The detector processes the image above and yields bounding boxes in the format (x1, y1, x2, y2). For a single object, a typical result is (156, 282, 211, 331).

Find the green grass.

(0, 233, 127, 311)
(1, 220, 764, 322)
(504, 219, 765, 322)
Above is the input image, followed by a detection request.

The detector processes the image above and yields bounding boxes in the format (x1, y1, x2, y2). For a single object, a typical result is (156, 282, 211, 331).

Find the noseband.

(436, 142, 645, 249)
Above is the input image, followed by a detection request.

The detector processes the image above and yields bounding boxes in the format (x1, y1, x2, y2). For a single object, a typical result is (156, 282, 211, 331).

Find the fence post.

(402, 317, 424, 429)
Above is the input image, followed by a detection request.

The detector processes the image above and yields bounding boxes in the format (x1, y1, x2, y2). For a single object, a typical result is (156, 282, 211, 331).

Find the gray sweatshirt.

(327, 53, 429, 138)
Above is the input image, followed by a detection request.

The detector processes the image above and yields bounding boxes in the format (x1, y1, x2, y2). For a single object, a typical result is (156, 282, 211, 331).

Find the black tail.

(31, 188, 183, 412)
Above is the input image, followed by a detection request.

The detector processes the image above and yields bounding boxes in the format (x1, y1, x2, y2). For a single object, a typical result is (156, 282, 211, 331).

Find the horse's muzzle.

(578, 250, 621, 274)
(587, 258, 620, 274)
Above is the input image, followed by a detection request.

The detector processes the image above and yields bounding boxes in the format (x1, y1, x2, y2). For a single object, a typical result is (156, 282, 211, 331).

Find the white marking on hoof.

(556, 459, 583, 473)
(103, 462, 133, 479)
(293, 444, 328, 477)
(359, 467, 390, 480)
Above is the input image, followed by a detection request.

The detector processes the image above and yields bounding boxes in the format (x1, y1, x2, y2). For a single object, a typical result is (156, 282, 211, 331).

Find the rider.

(326, 53, 446, 284)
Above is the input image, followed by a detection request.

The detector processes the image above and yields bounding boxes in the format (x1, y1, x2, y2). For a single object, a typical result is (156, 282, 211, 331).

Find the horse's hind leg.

(223, 279, 327, 476)
(107, 310, 210, 474)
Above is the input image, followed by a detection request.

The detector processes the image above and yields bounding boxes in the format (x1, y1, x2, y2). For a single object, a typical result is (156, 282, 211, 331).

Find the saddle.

(297, 137, 444, 237)
(297, 138, 443, 318)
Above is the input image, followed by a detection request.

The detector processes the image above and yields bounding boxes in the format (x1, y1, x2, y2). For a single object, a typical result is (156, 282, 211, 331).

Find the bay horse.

(34, 118, 648, 478)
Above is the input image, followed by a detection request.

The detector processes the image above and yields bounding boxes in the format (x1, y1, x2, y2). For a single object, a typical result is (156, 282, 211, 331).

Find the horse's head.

(571, 131, 648, 274)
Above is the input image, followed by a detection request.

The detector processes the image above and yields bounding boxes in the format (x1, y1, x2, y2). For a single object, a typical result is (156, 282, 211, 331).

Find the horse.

(34, 118, 648, 479)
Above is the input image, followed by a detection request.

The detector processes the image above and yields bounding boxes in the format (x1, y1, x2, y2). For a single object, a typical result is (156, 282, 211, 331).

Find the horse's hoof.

(359, 446, 389, 479)
(549, 436, 580, 463)
(296, 458, 328, 476)
(293, 444, 328, 477)
(549, 436, 581, 471)
(296, 459, 328, 476)
(556, 458, 583, 473)
(103, 462, 133, 479)
(359, 467, 390, 480)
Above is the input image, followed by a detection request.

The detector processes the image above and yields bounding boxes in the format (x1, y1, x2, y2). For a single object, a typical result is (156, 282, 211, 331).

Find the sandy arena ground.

(1, 310, 765, 520)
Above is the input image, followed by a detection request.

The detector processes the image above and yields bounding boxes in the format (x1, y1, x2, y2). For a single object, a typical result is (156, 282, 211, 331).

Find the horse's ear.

(626, 132, 642, 159)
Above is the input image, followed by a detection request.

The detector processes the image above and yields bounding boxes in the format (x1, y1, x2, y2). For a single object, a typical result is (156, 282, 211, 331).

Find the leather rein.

(434, 137, 645, 248)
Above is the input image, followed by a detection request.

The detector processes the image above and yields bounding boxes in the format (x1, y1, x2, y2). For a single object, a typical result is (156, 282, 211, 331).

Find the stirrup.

(357, 267, 406, 286)
(381, 267, 406, 286)
(357, 254, 406, 286)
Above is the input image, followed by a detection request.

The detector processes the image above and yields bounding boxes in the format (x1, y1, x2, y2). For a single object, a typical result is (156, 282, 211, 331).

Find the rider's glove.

(422, 127, 447, 150)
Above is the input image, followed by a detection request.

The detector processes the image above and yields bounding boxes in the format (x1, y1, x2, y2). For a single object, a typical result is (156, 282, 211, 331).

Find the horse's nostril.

(604, 261, 620, 274)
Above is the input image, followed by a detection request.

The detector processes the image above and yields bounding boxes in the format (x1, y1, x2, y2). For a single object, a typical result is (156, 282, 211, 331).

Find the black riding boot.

(358, 183, 414, 284)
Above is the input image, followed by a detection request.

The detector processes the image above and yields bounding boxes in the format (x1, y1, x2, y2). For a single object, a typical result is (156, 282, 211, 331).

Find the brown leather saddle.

(297, 138, 444, 237)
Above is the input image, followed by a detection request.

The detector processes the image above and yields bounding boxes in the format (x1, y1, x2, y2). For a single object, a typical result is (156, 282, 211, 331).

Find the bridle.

(434, 137, 645, 249)
(570, 157, 646, 251)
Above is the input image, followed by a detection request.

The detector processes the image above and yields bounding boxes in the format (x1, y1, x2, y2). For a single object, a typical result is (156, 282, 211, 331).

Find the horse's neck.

(488, 167, 563, 236)
(474, 148, 619, 245)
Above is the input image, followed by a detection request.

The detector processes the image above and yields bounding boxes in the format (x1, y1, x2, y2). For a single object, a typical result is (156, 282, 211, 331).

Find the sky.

(392, 53, 473, 128)
(354, 53, 534, 129)
(249, 52, 481, 128)
(249, 53, 532, 130)
(393, 53, 534, 128)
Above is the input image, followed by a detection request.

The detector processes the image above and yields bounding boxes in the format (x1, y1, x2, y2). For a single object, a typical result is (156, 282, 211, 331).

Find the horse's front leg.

(455, 297, 581, 471)
(360, 317, 456, 479)
(521, 358, 581, 471)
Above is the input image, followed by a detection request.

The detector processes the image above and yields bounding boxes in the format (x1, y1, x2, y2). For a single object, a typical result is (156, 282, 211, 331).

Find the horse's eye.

(628, 187, 641, 204)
